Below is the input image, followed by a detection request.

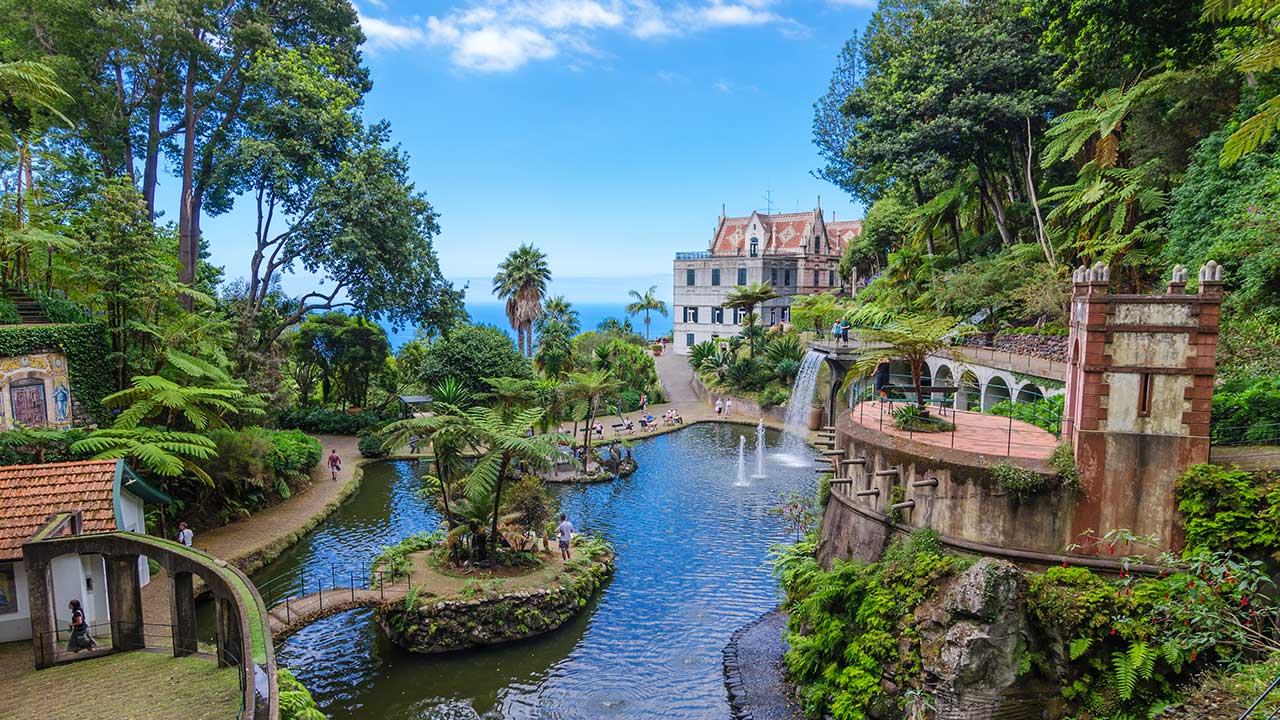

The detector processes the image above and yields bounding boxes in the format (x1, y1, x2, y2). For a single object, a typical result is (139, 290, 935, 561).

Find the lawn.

(0, 642, 241, 720)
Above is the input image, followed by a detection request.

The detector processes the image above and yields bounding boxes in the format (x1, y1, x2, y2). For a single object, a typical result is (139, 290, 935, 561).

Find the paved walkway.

(654, 351, 700, 403)
(846, 401, 1056, 460)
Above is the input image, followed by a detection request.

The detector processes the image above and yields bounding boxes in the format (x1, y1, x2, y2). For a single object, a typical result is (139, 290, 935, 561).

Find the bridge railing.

(255, 560, 414, 626)
(1240, 674, 1280, 720)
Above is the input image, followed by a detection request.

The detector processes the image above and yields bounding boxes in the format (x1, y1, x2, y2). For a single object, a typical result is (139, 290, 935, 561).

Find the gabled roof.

(709, 208, 863, 257)
(0, 459, 169, 562)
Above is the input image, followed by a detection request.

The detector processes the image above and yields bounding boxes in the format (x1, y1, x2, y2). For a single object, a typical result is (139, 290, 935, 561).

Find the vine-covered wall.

(0, 323, 112, 425)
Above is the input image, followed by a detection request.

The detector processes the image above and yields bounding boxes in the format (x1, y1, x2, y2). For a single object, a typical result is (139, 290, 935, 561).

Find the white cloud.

(359, 12, 427, 50)
(362, 1, 804, 72)
(712, 79, 731, 93)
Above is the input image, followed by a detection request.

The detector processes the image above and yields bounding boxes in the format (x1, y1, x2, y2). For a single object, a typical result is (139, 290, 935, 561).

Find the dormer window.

(814, 236, 821, 253)
(749, 237, 759, 257)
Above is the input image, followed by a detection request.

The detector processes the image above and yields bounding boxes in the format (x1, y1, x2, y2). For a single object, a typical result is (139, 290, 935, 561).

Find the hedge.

(275, 406, 393, 435)
(0, 322, 112, 423)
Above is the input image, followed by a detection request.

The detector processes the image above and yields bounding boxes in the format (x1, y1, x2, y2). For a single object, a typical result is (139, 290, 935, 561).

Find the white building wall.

(0, 559, 31, 642)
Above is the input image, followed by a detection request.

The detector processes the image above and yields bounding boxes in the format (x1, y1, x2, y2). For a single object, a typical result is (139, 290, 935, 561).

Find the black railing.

(254, 560, 413, 628)
(1240, 675, 1280, 720)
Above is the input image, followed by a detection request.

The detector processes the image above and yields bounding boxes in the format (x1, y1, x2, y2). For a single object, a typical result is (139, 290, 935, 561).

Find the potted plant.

(651, 343, 663, 357)
(807, 393, 825, 430)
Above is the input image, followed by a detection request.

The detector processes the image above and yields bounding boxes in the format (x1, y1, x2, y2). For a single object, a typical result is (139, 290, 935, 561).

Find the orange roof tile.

(709, 210, 862, 257)
(0, 459, 120, 562)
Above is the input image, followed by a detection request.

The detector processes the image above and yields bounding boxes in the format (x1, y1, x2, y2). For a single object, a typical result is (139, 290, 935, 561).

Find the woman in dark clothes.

(66, 599, 97, 652)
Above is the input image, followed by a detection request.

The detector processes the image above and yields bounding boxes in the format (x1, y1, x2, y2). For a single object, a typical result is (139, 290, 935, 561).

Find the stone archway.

(956, 370, 980, 411)
(982, 376, 1011, 412)
(1016, 383, 1044, 403)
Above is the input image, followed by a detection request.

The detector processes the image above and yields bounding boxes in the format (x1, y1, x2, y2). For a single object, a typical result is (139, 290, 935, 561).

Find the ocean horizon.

(382, 301, 675, 350)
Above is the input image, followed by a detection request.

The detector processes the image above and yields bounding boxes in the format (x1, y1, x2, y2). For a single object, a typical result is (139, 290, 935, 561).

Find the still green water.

(257, 423, 815, 719)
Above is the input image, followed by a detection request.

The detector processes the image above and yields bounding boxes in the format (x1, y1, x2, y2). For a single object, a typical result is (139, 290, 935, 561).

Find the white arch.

(982, 376, 1011, 412)
(1016, 383, 1044, 403)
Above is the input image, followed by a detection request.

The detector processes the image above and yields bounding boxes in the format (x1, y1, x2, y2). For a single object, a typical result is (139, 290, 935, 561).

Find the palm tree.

(565, 370, 621, 457)
(723, 281, 780, 357)
(841, 315, 968, 414)
(625, 286, 669, 341)
(537, 295, 580, 336)
(493, 244, 551, 357)
(0, 60, 72, 151)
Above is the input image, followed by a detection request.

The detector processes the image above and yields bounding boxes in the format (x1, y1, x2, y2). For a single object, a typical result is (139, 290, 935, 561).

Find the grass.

(0, 643, 241, 720)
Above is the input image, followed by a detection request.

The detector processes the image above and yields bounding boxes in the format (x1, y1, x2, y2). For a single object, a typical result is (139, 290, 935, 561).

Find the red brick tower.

(1062, 261, 1224, 553)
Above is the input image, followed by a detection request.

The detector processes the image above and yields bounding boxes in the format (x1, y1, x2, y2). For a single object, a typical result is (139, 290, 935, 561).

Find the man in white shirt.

(177, 522, 194, 547)
(556, 514, 574, 561)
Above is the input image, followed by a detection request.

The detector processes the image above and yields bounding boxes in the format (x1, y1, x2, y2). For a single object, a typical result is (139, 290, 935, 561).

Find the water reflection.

(270, 423, 814, 719)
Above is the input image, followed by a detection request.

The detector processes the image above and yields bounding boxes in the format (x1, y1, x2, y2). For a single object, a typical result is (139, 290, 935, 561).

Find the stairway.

(4, 288, 50, 324)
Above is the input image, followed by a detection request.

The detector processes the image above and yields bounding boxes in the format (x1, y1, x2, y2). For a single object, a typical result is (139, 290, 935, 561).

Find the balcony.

(675, 251, 711, 260)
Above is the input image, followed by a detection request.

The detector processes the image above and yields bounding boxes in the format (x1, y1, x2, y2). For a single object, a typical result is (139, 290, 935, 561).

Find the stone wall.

(376, 555, 613, 653)
(817, 412, 1071, 566)
(689, 371, 788, 423)
(958, 333, 1069, 363)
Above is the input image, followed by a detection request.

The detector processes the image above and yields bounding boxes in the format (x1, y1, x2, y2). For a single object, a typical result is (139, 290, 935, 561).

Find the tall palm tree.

(493, 244, 551, 357)
(723, 281, 780, 357)
(625, 285, 669, 341)
(537, 295, 580, 336)
(841, 315, 968, 414)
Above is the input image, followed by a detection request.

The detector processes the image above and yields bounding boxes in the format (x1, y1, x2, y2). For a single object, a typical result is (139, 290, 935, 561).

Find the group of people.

(829, 318, 852, 344)
(714, 397, 733, 416)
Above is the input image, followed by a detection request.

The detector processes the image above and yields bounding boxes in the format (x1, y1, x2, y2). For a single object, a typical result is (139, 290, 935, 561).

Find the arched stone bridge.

(22, 530, 279, 720)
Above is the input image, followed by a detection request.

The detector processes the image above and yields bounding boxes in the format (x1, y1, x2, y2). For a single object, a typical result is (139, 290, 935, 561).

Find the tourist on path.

(715, 398, 723, 415)
(177, 522, 194, 547)
(409, 434, 420, 454)
(831, 320, 841, 343)
(328, 449, 342, 481)
(725, 398, 733, 416)
(640, 393, 647, 411)
(66, 599, 97, 652)
(556, 514, 575, 561)
(840, 318, 851, 344)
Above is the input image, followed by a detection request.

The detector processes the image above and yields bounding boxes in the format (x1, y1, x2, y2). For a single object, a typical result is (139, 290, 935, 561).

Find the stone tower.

(1062, 261, 1224, 553)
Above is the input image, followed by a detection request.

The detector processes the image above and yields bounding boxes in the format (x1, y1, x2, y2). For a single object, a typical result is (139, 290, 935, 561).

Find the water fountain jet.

(735, 435, 749, 487)
(775, 350, 824, 466)
(751, 418, 767, 479)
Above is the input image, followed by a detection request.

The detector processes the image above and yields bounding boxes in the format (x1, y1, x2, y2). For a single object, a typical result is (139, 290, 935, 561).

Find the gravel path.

(724, 610, 803, 720)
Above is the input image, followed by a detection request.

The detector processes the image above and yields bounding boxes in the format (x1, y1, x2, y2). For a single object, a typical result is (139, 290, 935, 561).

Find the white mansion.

(671, 204, 862, 353)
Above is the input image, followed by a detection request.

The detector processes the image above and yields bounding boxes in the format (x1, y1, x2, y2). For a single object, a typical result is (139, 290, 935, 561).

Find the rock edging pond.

(374, 546, 614, 654)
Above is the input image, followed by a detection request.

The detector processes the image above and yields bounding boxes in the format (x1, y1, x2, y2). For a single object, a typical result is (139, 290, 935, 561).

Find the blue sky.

(197, 0, 875, 306)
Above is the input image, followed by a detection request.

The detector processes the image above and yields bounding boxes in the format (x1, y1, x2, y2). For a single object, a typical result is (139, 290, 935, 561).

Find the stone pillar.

(106, 553, 145, 652)
(215, 597, 243, 668)
(170, 572, 198, 657)
(24, 559, 55, 669)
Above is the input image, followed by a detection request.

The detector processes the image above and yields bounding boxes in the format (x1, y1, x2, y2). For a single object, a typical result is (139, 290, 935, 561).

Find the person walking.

(177, 522, 194, 547)
(831, 320, 841, 344)
(715, 398, 724, 416)
(66, 599, 97, 652)
(328, 449, 342, 481)
(839, 318, 851, 345)
(556, 514, 575, 561)
(725, 398, 733, 416)
(640, 393, 648, 411)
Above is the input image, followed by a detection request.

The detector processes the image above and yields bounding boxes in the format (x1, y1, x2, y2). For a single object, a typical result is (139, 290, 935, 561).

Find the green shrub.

(985, 394, 1064, 433)
(618, 389, 642, 412)
(758, 383, 791, 408)
(0, 295, 18, 325)
(1048, 442, 1080, 492)
(989, 462, 1054, 502)
(998, 323, 1068, 337)
(1176, 463, 1280, 557)
(1211, 377, 1280, 445)
(278, 668, 326, 720)
(189, 428, 322, 525)
(33, 292, 92, 324)
(892, 404, 955, 432)
(276, 406, 391, 435)
(357, 431, 386, 458)
(371, 531, 442, 581)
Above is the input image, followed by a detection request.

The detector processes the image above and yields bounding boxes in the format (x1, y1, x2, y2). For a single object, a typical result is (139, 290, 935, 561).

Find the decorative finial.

(1073, 265, 1088, 283)
(1171, 264, 1187, 284)
(1199, 260, 1223, 283)
(1088, 261, 1110, 283)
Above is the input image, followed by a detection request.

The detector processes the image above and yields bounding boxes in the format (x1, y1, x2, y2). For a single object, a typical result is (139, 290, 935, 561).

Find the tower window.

(737, 267, 747, 285)
(686, 269, 695, 286)
(749, 237, 759, 257)
(1137, 373, 1153, 417)
(711, 268, 721, 286)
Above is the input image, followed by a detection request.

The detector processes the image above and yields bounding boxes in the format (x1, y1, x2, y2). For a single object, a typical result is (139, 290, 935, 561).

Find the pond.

(263, 423, 815, 720)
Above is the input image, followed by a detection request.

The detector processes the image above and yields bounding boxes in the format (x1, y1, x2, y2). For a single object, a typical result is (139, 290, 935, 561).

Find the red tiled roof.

(710, 209, 863, 257)
(0, 459, 120, 562)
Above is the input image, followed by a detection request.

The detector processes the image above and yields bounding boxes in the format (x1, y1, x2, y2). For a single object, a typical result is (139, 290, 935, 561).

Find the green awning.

(117, 461, 172, 505)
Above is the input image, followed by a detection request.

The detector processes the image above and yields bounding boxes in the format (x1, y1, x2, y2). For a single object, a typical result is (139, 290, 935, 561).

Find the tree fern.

(1069, 637, 1093, 660)
(1110, 641, 1157, 700)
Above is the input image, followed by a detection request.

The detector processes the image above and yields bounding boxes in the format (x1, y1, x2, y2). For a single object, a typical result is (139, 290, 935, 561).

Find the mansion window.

(684, 306, 700, 323)
(813, 269, 820, 286)
(737, 267, 747, 285)
(784, 269, 792, 286)
(712, 307, 724, 324)
(686, 333, 695, 347)
(711, 268, 721, 286)
(829, 270, 836, 286)
(770, 268, 778, 285)
(749, 237, 759, 257)
(814, 237, 821, 253)
(686, 269, 695, 286)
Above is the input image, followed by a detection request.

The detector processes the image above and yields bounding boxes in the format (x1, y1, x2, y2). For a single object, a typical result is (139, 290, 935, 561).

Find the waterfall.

(735, 435, 749, 486)
(752, 418, 767, 479)
(776, 350, 824, 464)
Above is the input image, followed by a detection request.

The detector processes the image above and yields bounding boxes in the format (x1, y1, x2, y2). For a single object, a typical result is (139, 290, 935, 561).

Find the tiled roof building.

(673, 203, 862, 353)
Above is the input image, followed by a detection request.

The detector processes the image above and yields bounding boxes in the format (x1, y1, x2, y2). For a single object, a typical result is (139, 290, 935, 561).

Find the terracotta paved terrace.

(846, 401, 1057, 460)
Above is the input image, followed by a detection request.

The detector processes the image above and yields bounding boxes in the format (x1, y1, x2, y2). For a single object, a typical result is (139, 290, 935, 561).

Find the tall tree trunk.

(975, 156, 1012, 247)
(489, 455, 511, 558)
(177, 54, 198, 310)
(142, 99, 162, 220)
(1024, 117, 1055, 265)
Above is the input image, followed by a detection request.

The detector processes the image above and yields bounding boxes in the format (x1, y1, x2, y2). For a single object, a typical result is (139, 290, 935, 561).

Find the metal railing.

(254, 560, 412, 628)
(675, 250, 711, 260)
(1241, 675, 1280, 720)
(841, 373, 1065, 459)
(1212, 422, 1280, 447)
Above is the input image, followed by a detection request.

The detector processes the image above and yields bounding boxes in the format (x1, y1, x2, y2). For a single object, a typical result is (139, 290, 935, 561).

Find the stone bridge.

(22, 529, 278, 720)
(266, 584, 406, 641)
